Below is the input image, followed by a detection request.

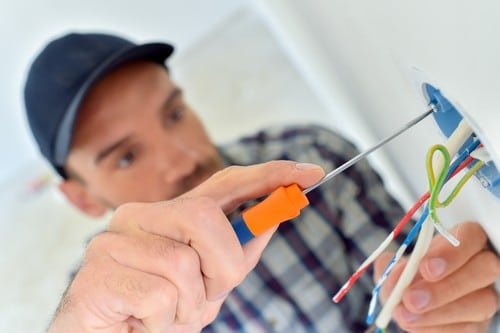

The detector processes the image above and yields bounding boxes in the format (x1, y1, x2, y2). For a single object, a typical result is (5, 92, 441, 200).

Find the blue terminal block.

(424, 83, 500, 198)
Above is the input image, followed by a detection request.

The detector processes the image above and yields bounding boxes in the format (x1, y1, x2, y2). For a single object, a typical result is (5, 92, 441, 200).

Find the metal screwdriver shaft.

(303, 109, 434, 195)
(231, 108, 435, 245)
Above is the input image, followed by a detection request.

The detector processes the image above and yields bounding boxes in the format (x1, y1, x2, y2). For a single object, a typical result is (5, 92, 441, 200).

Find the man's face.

(65, 61, 224, 209)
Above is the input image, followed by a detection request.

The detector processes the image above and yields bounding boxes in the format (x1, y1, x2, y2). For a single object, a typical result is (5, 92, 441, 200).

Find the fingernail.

(427, 257, 447, 278)
(400, 307, 420, 323)
(295, 162, 321, 170)
(409, 289, 430, 309)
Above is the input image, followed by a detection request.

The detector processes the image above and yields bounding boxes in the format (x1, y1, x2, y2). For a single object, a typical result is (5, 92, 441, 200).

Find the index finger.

(184, 160, 325, 214)
(419, 221, 488, 281)
(110, 161, 324, 300)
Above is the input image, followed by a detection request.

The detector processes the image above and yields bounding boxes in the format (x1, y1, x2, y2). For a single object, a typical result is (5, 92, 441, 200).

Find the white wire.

(333, 232, 395, 301)
(368, 243, 408, 316)
(434, 223, 460, 247)
(375, 119, 473, 329)
(470, 147, 493, 163)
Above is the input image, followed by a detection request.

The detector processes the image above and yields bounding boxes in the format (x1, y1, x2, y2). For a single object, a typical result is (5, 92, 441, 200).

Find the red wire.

(333, 156, 475, 303)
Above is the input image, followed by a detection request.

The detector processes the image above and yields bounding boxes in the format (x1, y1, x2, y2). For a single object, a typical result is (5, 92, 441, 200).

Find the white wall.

(254, 0, 500, 249)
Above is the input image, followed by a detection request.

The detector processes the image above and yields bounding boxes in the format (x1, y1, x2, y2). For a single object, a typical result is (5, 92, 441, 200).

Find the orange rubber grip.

(242, 183, 309, 236)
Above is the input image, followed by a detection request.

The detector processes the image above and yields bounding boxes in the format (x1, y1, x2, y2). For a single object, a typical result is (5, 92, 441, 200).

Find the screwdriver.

(231, 109, 434, 245)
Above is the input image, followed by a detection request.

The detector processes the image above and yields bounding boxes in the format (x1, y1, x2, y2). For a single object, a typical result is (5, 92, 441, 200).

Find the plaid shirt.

(203, 125, 407, 332)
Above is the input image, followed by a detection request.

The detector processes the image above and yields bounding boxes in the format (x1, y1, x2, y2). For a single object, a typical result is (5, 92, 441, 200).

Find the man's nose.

(158, 137, 197, 184)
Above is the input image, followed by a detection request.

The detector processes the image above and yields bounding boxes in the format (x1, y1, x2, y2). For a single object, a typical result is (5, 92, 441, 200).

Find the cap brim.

(54, 42, 174, 166)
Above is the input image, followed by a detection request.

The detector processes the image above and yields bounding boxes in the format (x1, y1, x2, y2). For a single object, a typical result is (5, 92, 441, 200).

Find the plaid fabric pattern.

(203, 125, 407, 332)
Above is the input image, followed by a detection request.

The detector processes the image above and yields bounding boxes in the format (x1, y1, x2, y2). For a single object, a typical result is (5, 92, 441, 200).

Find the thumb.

(241, 226, 279, 271)
(186, 161, 324, 275)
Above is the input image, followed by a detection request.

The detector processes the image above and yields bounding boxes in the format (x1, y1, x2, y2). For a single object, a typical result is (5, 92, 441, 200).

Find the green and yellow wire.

(426, 144, 484, 246)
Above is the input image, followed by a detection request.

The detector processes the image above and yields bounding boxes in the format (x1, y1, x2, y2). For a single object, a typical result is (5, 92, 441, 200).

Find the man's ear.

(58, 179, 108, 217)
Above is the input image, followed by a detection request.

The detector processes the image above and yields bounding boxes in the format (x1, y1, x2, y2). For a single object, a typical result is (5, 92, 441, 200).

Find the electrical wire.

(330, 118, 483, 332)
(333, 139, 480, 304)
(332, 191, 429, 303)
(374, 119, 474, 329)
(367, 208, 429, 324)
(426, 144, 460, 246)
(427, 145, 485, 246)
(366, 150, 481, 325)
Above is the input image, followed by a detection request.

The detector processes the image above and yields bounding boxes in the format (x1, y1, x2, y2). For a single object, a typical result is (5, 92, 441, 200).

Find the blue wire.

(365, 137, 480, 325)
(446, 137, 479, 178)
(366, 208, 429, 324)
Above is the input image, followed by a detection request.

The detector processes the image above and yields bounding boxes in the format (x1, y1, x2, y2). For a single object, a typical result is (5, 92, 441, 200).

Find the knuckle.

(209, 165, 243, 182)
(131, 279, 178, 325)
(86, 232, 116, 254)
(221, 265, 245, 288)
(443, 277, 462, 301)
(480, 288, 499, 320)
(478, 251, 500, 278)
(463, 221, 484, 233)
(113, 202, 141, 218)
(154, 281, 179, 312)
(169, 244, 201, 276)
(109, 202, 143, 230)
(176, 292, 207, 324)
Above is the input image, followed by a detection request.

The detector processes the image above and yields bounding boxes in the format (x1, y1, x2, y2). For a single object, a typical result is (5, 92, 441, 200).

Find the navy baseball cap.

(24, 32, 174, 177)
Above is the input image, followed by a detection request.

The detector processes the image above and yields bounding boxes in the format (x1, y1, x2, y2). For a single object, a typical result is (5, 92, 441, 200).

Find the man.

(24, 32, 499, 332)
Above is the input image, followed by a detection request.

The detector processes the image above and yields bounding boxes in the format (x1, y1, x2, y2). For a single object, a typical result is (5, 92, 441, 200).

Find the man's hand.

(375, 222, 500, 332)
(47, 161, 324, 333)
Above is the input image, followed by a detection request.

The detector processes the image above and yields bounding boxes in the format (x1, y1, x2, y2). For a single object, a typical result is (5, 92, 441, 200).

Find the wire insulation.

(335, 142, 481, 305)
(375, 119, 474, 329)
(366, 150, 479, 323)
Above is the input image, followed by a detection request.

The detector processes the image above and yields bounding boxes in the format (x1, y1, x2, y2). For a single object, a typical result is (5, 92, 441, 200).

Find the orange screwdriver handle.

(231, 184, 309, 245)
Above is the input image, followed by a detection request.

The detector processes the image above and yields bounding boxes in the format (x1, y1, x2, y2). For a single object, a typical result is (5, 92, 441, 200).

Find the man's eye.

(165, 106, 185, 125)
(117, 151, 135, 169)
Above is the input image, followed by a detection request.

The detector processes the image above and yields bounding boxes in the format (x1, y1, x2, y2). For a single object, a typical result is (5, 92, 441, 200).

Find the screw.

(479, 176, 490, 188)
